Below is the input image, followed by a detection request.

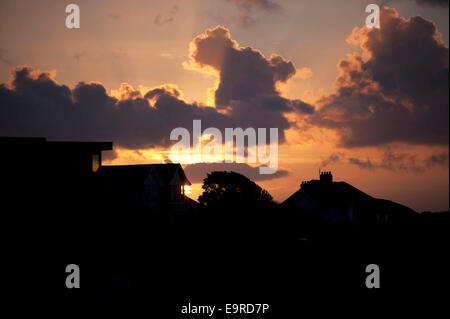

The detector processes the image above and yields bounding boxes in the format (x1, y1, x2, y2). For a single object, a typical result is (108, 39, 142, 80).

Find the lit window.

(183, 185, 192, 195)
(92, 154, 100, 172)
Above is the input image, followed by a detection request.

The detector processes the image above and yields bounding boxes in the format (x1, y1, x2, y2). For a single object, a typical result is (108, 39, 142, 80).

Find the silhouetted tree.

(198, 171, 274, 211)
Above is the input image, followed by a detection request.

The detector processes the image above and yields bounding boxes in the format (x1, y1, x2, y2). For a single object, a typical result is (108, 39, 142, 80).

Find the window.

(92, 154, 100, 172)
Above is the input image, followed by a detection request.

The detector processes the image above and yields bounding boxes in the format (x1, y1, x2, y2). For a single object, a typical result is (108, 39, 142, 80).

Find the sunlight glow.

(183, 185, 192, 195)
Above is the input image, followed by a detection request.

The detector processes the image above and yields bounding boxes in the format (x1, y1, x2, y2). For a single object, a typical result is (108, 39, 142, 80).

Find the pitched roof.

(281, 178, 416, 215)
(281, 180, 373, 208)
(99, 164, 191, 186)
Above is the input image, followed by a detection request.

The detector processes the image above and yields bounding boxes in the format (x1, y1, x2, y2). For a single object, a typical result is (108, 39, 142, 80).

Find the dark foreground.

(6, 203, 449, 316)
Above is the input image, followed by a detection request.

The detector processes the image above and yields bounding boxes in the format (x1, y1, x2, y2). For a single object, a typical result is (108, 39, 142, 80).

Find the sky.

(0, 0, 449, 212)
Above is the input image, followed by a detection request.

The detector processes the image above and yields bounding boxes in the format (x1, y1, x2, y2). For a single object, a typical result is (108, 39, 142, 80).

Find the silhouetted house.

(281, 171, 416, 229)
(1, 136, 112, 174)
(100, 164, 198, 213)
(1, 137, 112, 211)
(1, 136, 198, 216)
(1, 136, 114, 247)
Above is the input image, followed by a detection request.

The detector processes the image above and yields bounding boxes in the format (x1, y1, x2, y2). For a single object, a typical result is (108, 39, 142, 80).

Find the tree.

(198, 171, 274, 210)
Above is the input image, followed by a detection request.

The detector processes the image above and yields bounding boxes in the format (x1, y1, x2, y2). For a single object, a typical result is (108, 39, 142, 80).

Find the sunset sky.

(1, 0, 448, 212)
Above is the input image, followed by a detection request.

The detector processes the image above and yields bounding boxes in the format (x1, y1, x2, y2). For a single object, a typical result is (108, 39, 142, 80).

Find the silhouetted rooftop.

(283, 180, 373, 208)
(282, 174, 417, 217)
(0, 136, 112, 152)
(100, 164, 191, 186)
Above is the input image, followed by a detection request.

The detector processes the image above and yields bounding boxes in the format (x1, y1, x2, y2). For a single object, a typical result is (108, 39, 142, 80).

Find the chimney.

(320, 171, 333, 183)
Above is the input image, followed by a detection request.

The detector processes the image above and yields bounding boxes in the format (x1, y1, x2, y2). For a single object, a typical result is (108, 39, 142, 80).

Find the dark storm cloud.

(188, 26, 312, 142)
(189, 27, 295, 107)
(0, 27, 311, 149)
(0, 66, 232, 149)
(312, 7, 449, 147)
(0, 28, 314, 149)
(183, 162, 289, 183)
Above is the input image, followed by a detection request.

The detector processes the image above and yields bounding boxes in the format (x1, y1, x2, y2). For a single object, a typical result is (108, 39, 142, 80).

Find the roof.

(281, 178, 416, 215)
(0, 136, 112, 152)
(100, 164, 191, 186)
(282, 180, 373, 208)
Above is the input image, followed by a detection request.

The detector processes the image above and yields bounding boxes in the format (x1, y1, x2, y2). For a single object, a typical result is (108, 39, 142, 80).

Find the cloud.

(321, 153, 343, 168)
(0, 48, 13, 65)
(154, 4, 178, 25)
(414, 0, 449, 7)
(107, 13, 121, 20)
(1, 26, 311, 150)
(321, 148, 449, 172)
(424, 152, 450, 168)
(223, 0, 281, 27)
(226, 0, 281, 11)
(312, 7, 449, 148)
(0, 26, 310, 151)
(0, 66, 232, 149)
(74, 52, 84, 62)
(296, 67, 313, 80)
(187, 26, 313, 142)
(183, 162, 289, 183)
(348, 157, 377, 170)
(154, 14, 174, 25)
(379, 0, 449, 7)
(348, 149, 449, 172)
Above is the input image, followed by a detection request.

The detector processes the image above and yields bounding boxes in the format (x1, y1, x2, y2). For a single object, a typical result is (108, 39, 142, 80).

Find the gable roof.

(281, 178, 417, 216)
(99, 164, 191, 186)
(281, 180, 373, 208)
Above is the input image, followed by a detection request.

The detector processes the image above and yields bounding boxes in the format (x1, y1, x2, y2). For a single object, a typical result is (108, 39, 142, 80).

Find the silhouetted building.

(100, 164, 198, 213)
(1, 136, 113, 212)
(1, 136, 199, 217)
(282, 171, 416, 228)
(1, 136, 112, 173)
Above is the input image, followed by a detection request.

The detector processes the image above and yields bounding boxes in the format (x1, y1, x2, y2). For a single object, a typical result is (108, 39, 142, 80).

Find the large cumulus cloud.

(312, 7, 449, 147)
(187, 26, 313, 142)
(0, 26, 312, 149)
(0, 66, 231, 149)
